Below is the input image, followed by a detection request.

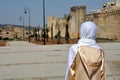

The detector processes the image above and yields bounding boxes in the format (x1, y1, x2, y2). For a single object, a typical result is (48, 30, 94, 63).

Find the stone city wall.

(86, 7, 120, 39)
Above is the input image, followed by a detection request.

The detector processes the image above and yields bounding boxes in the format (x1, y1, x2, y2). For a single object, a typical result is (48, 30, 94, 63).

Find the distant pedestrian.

(65, 21, 105, 80)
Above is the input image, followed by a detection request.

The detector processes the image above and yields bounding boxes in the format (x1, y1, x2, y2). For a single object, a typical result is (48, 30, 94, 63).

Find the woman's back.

(67, 46, 105, 80)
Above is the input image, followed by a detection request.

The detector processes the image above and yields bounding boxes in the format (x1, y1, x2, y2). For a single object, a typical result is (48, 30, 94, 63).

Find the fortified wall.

(47, 0, 120, 40)
(86, 1, 120, 39)
(57, 18, 67, 37)
(47, 16, 67, 38)
(47, 16, 57, 38)
(69, 6, 86, 38)
(69, 0, 120, 39)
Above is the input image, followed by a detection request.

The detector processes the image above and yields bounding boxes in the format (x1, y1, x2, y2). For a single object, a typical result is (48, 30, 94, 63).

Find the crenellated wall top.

(70, 6, 86, 12)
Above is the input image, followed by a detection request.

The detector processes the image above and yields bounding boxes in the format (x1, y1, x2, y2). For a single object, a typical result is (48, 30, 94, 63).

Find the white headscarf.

(65, 21, 101, 80)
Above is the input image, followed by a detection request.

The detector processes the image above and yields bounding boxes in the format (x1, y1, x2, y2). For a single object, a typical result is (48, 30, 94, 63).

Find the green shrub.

(96, 38, 113, 42)
(3, 37, 9, 40)
(0, 36, 2, 40)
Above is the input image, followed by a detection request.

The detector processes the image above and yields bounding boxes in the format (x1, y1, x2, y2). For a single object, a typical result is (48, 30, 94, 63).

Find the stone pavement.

(0, 41, 120, 80)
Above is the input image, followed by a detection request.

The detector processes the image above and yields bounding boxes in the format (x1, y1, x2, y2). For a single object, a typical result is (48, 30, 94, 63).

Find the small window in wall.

(103, 3, 107, 8)
(6, 32, 9, 34)
(26, 32, 28, 35)
(111, 3, 114, 7)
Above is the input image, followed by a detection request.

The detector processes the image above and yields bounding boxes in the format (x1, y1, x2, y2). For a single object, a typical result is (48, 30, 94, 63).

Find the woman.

(65, 21, 105, 80)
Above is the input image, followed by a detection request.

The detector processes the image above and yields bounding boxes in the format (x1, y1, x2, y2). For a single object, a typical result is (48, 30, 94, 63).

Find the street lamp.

(51, 23, 53, 43)
(78, 7, 80, 40)
(19, 16, 24, 40)
(43, 0, 46, 45)
(24, 7, 31, 42)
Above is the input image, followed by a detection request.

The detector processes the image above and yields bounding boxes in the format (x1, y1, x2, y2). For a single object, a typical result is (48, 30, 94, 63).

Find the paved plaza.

(0, 41, 120, 80)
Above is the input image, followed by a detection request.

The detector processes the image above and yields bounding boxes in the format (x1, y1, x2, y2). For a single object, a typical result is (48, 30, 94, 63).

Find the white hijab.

(65, 21, 101, 80)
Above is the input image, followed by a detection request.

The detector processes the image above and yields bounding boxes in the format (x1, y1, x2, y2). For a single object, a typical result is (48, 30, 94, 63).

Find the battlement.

(70, 6, 86, 12)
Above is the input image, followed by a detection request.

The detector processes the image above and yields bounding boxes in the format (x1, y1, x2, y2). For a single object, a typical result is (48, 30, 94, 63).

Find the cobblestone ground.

(0, 41, 120, 80)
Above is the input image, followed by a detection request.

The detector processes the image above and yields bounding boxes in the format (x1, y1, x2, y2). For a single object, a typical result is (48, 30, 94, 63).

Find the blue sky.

(0, 0, 112, 27)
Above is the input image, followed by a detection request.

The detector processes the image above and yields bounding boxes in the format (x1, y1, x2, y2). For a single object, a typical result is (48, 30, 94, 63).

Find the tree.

(32, 27, 37, 40)
(65, 14, 71, 43)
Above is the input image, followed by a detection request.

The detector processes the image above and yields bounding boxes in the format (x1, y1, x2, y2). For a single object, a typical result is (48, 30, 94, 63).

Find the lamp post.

(43, 0, 46, 45)
(51, 23, 53, 43)
(78, 7, 80, 40)
(19, 16, 24, 40)
(24, 7, 31, 42)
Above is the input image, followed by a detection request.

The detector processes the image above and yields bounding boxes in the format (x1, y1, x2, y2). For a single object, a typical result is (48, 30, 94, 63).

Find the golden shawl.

(67, 46, 105, 80)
